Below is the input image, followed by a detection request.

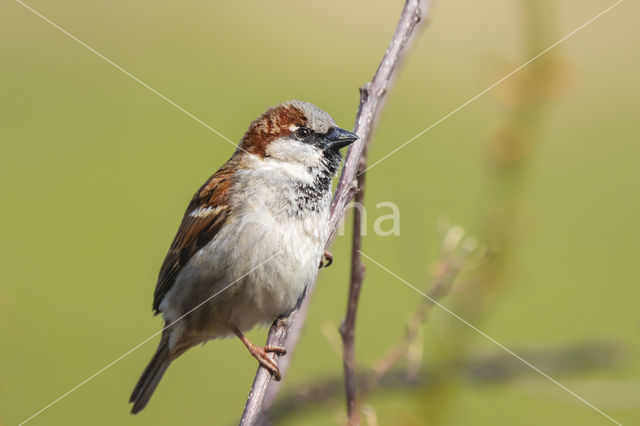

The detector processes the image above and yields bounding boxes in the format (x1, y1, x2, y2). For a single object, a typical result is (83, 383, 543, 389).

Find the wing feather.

(152, 161, 235, 313)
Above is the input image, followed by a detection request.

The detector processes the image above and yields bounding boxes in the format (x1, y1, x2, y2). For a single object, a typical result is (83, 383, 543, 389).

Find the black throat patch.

(292, 149, 342, 216)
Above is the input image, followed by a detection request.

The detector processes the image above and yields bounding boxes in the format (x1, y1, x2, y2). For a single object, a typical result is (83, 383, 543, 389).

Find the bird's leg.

(233, 328, 287, 381)
(319, 250, 333, 268)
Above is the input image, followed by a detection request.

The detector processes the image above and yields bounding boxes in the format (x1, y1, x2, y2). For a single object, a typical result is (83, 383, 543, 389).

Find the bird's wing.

(152, 162, 235, 313)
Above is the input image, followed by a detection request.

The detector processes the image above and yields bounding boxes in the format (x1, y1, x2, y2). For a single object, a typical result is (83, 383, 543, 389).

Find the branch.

(267, 340, 623, 422)
(339, 156, 367, 425)
(239, 1, 431, 424)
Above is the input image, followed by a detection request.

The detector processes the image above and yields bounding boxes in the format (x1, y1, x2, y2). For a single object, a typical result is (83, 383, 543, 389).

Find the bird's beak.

(323, 127, 359, 150)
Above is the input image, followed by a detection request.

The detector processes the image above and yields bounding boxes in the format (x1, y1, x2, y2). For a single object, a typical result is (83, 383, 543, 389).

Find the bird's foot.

(235, 329, 286, 381)
(250, 345, 286, 381)
(264, 345, 287, 355)
(319, 251, 333, 268)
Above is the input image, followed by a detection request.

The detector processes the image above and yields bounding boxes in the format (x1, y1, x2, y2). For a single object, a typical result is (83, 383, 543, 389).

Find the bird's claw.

(236, 329, 286, 381)
(319, 251, 333, 268)
(247, 344, 286, 381)
(252, 348, 282, 381)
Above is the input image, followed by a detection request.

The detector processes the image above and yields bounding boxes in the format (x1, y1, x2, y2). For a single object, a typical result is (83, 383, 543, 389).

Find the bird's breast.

(160, 165, 332, 337)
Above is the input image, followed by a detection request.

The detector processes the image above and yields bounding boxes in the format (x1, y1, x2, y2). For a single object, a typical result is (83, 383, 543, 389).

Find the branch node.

(338, 320, 347, 338)
(359, 84, 371, 99)
(414, 7, 423, 23)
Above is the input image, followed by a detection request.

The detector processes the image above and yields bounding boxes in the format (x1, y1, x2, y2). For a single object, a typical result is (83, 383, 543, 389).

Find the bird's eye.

(295, 127, 311, 139)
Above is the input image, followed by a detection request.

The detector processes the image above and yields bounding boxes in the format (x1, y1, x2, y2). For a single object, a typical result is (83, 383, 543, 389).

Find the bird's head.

(238, 100, 358, 172)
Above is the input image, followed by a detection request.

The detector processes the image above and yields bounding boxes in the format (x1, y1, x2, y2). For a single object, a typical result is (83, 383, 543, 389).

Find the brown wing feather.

(152, 161, 235, 313)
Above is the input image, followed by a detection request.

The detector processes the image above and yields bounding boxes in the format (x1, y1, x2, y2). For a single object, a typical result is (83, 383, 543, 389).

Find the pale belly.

(159, 209, 327, 346)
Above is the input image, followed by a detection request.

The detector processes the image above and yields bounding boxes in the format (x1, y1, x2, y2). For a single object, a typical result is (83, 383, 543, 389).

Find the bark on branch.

(240, 1, 431, 424)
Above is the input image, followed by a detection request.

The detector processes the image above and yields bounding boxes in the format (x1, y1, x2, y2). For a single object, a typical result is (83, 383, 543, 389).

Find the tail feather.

(130, 335, 171, 414)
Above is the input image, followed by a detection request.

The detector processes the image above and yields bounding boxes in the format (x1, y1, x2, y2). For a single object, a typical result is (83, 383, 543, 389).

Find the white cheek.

(265, 138, 323, 168)
(263, 158, 313, 183)
(242, 150, 314, 184)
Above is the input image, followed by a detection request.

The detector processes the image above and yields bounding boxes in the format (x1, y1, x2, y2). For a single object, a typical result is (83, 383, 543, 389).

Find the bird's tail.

(129, 332, 172, 414)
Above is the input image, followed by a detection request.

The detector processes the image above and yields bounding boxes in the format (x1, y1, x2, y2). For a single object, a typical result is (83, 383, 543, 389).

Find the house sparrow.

(129, 100, 357, 413)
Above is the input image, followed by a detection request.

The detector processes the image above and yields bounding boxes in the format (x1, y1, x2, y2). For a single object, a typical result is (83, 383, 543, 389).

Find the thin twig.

(370, 259, 459, 385)
(239, 1, 431, 424)
(339, 156, 367, 425)
(370, 225, 476, 387)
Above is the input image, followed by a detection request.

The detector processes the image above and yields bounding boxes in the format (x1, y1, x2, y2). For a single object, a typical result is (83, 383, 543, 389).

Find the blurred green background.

(1, 0, 639, 425)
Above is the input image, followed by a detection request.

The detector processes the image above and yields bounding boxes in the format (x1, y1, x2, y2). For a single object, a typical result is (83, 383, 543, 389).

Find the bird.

(129, 100, 358, 413)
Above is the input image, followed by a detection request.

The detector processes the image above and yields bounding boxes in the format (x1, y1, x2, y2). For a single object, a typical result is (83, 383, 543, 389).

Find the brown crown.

(239, 104, 308, 157)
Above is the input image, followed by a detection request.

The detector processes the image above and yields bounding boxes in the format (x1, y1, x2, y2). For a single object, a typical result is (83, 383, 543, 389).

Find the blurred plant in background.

(418, 1, 568, 422)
